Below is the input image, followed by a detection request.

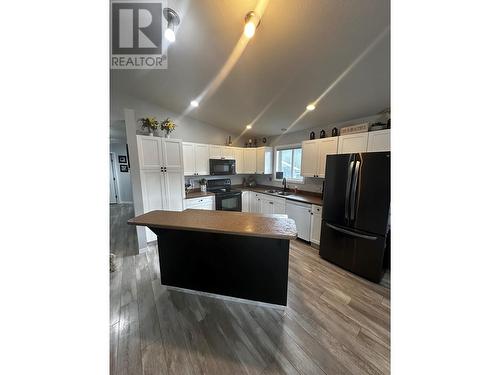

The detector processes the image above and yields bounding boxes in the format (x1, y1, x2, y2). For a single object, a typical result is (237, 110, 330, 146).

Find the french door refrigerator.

(319, 152, 390, 282)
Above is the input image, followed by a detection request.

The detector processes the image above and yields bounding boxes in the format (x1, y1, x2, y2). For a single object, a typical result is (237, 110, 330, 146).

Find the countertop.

(185, 190, 215, 199)
(128, 209, 297, 240)
(240, 186, 323, 206)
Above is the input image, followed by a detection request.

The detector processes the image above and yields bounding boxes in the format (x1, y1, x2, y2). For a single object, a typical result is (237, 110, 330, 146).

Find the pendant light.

(163, 8, 180, 42)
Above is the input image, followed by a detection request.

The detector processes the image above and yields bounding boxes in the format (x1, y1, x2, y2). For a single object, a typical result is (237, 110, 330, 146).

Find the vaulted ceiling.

(111, 0, 390, 136)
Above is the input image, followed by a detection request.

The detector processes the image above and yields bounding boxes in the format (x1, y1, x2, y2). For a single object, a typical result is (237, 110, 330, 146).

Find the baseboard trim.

(165, 285, 287, 310)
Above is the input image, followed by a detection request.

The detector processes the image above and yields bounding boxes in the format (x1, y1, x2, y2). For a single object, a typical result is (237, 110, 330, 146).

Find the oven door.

(216, 192, 242, 211)
(210, 159, 236, 175)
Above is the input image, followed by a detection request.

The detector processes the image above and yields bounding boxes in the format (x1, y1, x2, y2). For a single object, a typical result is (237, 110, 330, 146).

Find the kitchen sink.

(264, 190, 292, 196)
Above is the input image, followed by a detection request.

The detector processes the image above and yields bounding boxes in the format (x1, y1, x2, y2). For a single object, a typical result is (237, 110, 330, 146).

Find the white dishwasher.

(285, 200, 312, 241)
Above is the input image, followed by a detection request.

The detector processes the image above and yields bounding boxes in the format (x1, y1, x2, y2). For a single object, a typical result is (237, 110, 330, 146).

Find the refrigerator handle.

(325, 222, 378, 241)
(345, 157, 355, 221)
(350, 160, 361, 221)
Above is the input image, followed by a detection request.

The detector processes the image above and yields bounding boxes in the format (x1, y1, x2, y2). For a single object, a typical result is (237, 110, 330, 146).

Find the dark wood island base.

(128, 210, 297, 307)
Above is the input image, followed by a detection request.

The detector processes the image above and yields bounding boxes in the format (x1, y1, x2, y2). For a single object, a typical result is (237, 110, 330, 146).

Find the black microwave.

(209, 158, 236, 175)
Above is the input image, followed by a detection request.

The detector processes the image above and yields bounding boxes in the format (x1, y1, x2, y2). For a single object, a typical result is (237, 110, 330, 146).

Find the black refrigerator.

(319, 152, 390, 282)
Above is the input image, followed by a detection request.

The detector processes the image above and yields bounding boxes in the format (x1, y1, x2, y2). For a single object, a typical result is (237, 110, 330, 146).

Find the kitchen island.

(128, 209, 297, 306)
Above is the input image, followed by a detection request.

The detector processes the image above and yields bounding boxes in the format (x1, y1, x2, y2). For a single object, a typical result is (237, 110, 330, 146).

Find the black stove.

(207, 179, 242, 211)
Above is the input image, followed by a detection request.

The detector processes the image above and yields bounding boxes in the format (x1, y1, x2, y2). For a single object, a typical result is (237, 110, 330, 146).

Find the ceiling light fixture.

(190, 100, 199, 108)
(246, 124, 252, 129)
(306, 103, 316, 111)
(244, 11, 261, 38)
(163, 8, 180, 43)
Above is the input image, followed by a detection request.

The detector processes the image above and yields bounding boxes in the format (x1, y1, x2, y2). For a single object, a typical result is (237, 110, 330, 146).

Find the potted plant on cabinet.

(160, 118, 176, 138)
(138, 117, 159, 136)
(199, 178, 207, 192)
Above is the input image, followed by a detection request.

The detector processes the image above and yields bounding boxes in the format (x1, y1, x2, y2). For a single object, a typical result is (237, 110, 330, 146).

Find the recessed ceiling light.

(244, 11, 261, 38)
(246, 124, 252, 129)
(306, 103, 316, 111)
(190, 100, 199, 107)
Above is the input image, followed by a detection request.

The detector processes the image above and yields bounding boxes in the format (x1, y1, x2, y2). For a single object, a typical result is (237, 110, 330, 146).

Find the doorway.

(110, 153, 119, 204)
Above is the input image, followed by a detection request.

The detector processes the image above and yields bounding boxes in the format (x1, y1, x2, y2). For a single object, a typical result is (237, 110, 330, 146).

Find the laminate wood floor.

(110, 204, 390, 375)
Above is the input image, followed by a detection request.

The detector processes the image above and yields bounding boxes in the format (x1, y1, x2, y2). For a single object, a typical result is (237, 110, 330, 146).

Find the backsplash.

(255, 175, 324, 194)
(185, 175, 250, 189)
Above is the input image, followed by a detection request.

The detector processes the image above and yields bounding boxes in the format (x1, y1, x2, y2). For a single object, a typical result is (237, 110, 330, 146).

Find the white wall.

(110, 142, 133, 203)
(111, 92, 243, 146)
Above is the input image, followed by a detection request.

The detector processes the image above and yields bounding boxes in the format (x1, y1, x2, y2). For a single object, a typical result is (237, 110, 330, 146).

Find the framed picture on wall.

(118, 155, 127, 164)
(120, 165, 128, 172)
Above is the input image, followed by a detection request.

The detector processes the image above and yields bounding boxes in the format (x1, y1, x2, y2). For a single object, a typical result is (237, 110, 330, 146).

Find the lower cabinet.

(184, 196, 214, 210)
(241, 191, 250, 212)
(285, 201, 312, 241)
(310, 204, 323, 246)
(261, 195, 286, 214)
(250, 192, 262, 213)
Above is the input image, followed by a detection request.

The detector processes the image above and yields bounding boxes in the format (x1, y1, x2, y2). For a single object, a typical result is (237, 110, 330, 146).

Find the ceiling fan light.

(165, 27, 176, 42)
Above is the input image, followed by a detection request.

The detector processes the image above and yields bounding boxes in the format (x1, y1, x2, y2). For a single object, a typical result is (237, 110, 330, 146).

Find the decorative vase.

(165, 132, 171, 138)
(148, 131, 154, 136)
(200, 185, 207, 193)
(320, 129, 326, 138)
(309, 131, 315, 140)
(331, 127, 338, 136)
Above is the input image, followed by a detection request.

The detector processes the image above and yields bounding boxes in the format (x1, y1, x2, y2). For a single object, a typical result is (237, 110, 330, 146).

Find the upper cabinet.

(337, 133, 369, 154)
(137, 136, 163, 170)
(234, 148, 244, 174)
(256, 147, 273, 174)
(367, 129, 390, 152)
(243, 148, 257, 174)
(209, 145, 223, 159)
(182, 142, 209, 176)
(138, 136, 184, 171)
(222, 147, 235, 159)
(301, 137, 338, 178)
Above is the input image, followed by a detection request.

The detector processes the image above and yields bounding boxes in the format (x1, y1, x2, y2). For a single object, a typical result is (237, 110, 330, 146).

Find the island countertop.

(128, 209, 298, 240)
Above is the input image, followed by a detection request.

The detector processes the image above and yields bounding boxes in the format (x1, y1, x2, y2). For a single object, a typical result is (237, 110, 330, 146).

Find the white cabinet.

(301, 140, 319, 178)
(243, 148, 257, 174)
(184, 196, 214, 210)
(222, 147, 235, 159)
(261, 195, 286, 214)
(137, 136, 163, 170)
(242, 191, 250, 212)
(250, 192, 262, 213)
(137, 136, 185, 242)
(183, 142, 209, 176)
(234, 148, 244, 174)
(301, 138, 338, 178)
(310, 204, 322, 246)
(209, 145, 223, 159)
(256, 147, 273, 174)
(285, 201, 312, 241)
(338, 133, 369, 154)
(317, 138, 338, 177)
(367, 129, 390, 152)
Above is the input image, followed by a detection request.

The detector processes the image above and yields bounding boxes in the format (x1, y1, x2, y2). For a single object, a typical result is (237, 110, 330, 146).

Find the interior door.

(110, 153, 118, 204)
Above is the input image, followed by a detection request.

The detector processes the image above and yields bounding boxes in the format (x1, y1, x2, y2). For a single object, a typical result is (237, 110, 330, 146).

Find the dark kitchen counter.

(238, 185, 323, 206)
(185, 190, 215, 199)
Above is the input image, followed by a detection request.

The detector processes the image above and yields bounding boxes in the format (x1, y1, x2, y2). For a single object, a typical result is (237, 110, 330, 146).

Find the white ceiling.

(111, 0, 390, 136)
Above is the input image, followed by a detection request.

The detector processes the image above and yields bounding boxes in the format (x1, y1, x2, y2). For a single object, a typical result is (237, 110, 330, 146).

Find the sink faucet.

(282, 177, 287, 193)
